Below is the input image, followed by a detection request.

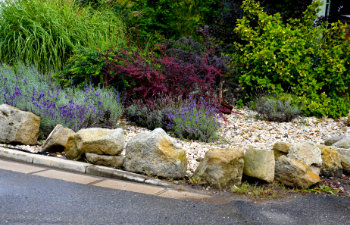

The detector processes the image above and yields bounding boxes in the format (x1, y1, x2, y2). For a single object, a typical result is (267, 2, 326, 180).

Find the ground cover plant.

(231, 0, 350, 118)
(254, 95, 301, 122)
(0, 64, 123, 139)
(0, 0, 126, 72)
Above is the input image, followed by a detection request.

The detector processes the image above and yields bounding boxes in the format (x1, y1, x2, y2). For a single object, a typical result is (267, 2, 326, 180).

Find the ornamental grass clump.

(0, 0, 126, 72)
(0, 64, 123, 139)
(167, 97, 220, 142)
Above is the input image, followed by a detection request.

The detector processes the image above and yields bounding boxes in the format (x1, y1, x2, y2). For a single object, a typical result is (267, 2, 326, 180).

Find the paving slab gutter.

(0, 146, 172, 187)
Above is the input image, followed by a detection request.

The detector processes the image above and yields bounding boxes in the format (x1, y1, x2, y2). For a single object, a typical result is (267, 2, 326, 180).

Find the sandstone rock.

(333, 136, 350, 149)
(65, 128, 124, 160)
(337, 148, 350, 173)
(85, 153, 124, 168)
(41, 124, 75, 153)
(287, 142, 322, 175)
(320, 147, 343, 178)
(0, 104, 40, 145)
(123, 128, 187, 178)
(273, 142, 291, 159)
(243, 148, 275, 182)
(193, 148, 244, 189)
(324, 135, 346, 146)
(275, 156, 320, 188)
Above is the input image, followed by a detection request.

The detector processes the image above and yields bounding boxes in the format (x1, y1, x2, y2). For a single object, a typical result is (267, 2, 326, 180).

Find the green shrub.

(114, 0, 217, 46)
(254, 95, 301, 122)
(53, 47, 105, 88)
(231, 0, 350, 118)
(0, 0, 126, 72)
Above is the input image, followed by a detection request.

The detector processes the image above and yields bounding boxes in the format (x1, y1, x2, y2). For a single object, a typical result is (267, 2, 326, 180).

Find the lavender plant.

(0, 64, 123, 139)
(167, 97, 220, 142)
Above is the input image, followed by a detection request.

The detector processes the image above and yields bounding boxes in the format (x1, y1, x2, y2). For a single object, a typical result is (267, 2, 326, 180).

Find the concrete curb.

(0, 147, 172, 188)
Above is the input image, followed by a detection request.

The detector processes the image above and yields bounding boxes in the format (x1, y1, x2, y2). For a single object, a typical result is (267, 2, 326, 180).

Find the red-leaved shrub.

(102, 45, 223, 104)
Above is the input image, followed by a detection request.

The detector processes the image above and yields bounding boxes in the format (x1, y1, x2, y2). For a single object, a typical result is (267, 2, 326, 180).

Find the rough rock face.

(287, 142, 322, 175)
(337, 148, 350, 173)
(275, 156, 320, 188)
(320, 146, 343, 178)
(243, 148, 275, 182)
(325, 135, 346, 146)
(85, 153, 124, 168)
(123, 128, 187, 178)
(332, 136, 350, 149)
(41, 124, 75, 153)
(65, 128, 124, 160)
(273, 142, 291, 159)
(0, 104, 40, 145)
(193, 148, 244, 189)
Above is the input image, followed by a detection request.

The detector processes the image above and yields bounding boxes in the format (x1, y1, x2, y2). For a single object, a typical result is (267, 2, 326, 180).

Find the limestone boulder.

(275, 156, 320, 188)
(65, 128, 124, 160)
(123, 128, 187, 178)
(273, 142, 291, 159)
(287, 142, 322, 175)
(243, 148, 275, 182)
(324, 135, 346, 146)
(193, 148, 244, 189)
(337, 148, 350, 173)
(0, 104, 40, 145)
(41, 124, 75, 153)
(320, 146, 343, 178)
(333, 136, 350, 149)
(85, 153, 124, 168)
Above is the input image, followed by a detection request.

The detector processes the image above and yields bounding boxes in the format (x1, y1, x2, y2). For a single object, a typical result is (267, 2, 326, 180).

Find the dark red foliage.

(102, 46, 223, 104)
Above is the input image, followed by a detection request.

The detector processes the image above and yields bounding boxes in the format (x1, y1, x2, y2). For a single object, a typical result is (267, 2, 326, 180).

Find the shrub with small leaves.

(167, 97, 220, 142)
(254, 95, 301, 122)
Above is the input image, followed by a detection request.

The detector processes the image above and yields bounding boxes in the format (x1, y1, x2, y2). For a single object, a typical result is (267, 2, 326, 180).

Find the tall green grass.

(0, 0, 126, 72)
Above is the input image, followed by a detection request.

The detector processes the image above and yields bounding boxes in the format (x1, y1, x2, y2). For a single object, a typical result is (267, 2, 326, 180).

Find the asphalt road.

(1, 168, 350, 225)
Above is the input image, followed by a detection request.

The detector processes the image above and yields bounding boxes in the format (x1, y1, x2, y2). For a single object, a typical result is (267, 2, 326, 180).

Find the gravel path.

(1, 107, 348, 176)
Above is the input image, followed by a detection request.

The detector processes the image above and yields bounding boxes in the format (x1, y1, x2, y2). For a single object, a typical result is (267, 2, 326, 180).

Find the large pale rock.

(123, 128, 187, 178)
(243, 148, 275, 182)
(287, 142, 322, 175)
(320, 146, 343, 178)
(333, 136, 350, 149)
(273, 142, 291, 159)
(193, 148, 244, 189)
(65, 128, 124, 160)
(85, 153, 124, 168)
(275, 156, 320, 188)
(0, 104, 40, 145)
(337, 148, 350, 173)
(325, 135, 346, 146)
(41, 124, 75, 153)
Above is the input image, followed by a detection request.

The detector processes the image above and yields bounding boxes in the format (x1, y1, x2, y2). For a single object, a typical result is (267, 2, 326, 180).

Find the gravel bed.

(1, 106, 348, 176)
(121, 107, 349, 175)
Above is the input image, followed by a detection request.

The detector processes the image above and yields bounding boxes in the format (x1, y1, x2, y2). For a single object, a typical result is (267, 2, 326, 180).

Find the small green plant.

(254, 95, 301, 122)
(231, 181, 292, 199)
(302, 184, 339, 195)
